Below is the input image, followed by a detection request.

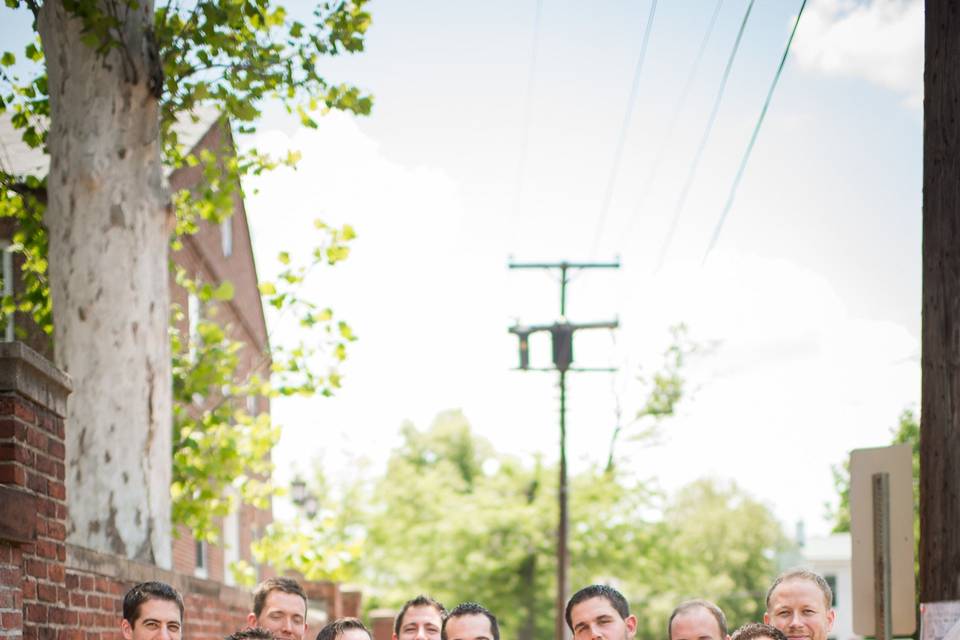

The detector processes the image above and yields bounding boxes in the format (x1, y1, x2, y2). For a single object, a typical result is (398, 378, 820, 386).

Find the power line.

(623, 0, 725, 241)
(510, 0, 545, 218)
(703, 0, 808, 263)
(653, 0, 756, 272)
(590, 0, 658, 257)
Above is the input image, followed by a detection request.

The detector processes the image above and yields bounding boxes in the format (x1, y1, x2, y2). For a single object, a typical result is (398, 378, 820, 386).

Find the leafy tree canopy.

(0, 0, 371, 544)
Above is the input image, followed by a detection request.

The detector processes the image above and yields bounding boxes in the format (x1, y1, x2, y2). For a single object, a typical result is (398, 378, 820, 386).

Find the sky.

(242, 0, 923, 538)
(0, 0, 924, 539)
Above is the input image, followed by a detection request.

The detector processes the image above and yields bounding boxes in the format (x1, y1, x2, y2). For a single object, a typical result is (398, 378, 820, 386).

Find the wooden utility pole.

(508, 260, 619, 640)
(921, 0, 960, 604)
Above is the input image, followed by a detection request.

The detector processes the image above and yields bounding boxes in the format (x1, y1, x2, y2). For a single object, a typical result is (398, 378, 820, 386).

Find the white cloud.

(792, 0, 923, 108)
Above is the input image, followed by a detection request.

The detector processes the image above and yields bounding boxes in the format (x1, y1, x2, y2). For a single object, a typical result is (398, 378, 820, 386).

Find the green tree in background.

(827, 408, 919, 537)
(290, 411, 786, 640)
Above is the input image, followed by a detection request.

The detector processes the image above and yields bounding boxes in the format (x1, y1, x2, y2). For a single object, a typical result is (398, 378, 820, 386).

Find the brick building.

(0, 114, 374, 640)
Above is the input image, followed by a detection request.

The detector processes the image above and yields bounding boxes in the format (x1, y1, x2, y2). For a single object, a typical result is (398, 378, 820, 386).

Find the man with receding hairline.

(668, 600, 730, 640)
(764, 568, 835, 640)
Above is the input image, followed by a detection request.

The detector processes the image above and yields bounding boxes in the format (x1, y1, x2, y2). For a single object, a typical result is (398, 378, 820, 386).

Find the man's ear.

(247, 613, 259, 628)
(121, 619, 134, 640)
(762, 613, 771, 626)
(826, 609, 836, 631)
(625, 615, 638, 637)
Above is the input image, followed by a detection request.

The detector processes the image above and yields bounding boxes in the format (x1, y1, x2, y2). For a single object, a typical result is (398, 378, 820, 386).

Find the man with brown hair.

(393, 595, 446, 640)
(764, 568, 835, 640)
(316, 618, 372, 640)
(731, 623, 787, 640)
(565, 584, 637, 640)
(248, 577, 309, 640)
(121, 581, 185, 640)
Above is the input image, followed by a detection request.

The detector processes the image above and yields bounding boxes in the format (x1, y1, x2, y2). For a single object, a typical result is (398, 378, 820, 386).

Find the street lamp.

(290, 476, 318, 519)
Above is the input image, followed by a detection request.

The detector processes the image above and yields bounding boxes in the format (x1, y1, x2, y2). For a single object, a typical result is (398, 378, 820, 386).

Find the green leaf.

(212, 281, 235, 301)
(1, 52, 15, 67)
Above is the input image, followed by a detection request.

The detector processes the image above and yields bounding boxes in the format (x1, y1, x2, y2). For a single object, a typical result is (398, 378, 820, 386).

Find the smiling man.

(120, 581, 185, 640)
(764, 569, 836, 640)
(393, 595, 446, 640)
(248, 577, 309, 640)
(565, 585, 638, 640)
(442, 602, 499, 640)
(668, 600, 730, 640)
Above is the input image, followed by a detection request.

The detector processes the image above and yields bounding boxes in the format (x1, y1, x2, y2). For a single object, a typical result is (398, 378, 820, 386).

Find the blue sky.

(1, 0, 924, 537)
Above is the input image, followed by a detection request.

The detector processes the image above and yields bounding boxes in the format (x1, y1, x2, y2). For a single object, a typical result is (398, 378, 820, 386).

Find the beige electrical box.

(850, 443, 916, 636)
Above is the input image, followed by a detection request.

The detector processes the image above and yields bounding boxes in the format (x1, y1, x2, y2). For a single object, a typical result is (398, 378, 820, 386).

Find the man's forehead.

(262, 590, 307, 614)
(572, 597, 620, 621)
(770, 579, 825, 606)
(402, 605, 443, 626)
(671, 607, 720, 634)
(447, 614, 492, 634)
(137, 598, 182, 622)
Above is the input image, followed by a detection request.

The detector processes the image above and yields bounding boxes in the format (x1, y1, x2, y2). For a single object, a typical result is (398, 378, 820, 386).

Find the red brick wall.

(0, 343, 360, 640)
(0, 344, 69, 640)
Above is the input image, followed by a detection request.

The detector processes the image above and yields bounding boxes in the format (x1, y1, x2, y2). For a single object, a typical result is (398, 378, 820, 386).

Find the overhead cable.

(623, 0, 725, 240)
(510, 0, 545, 218)
(590, 0, 659, 257)
(653, 0, 756, 272)
(702, 0, 808, 263)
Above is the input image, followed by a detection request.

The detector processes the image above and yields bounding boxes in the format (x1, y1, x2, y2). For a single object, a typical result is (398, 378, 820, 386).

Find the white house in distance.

(799, 532, 858, 640)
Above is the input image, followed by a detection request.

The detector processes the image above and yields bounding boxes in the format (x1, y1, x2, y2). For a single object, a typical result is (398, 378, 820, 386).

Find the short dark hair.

(765, 568, 833, 610)
(395, 595, 447, 637)
(227, 629, 275, 640)
(123, 581, 185, 626)
(564, 585, 630, 632)
(253, 577, 308, 618)
(731, 623, 787, 640)
(317, 618, 372, 640)
(668, 600, 728, 639)
(442, 603, 499, 640)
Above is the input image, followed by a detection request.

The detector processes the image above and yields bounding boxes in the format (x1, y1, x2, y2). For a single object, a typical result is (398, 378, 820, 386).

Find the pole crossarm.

(508, 259, 621, 270)
(506, 257, 619, 640)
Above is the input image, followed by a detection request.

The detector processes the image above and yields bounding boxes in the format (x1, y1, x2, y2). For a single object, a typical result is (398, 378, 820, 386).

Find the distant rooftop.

(0, 104, 222, 178)
(802, 533, 851, 562)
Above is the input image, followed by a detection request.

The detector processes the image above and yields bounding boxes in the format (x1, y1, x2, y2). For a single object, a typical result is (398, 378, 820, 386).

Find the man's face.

(445, 614, 494, 640)
(121, 598, 182, 640)
(670, 607, 727, 640)
(569, 597, 637, 640)
(393, 605, 444, 640)
(764, 579, 835, 640)
(248, 590, 307, 640)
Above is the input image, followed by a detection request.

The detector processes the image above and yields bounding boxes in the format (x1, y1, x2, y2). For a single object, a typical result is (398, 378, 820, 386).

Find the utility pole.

(507, 259, 619, 640)
(921, 1, 960, 604)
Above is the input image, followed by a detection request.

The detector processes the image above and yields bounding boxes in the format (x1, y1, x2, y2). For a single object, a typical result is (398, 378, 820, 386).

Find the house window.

(221, 216, 233, 257)
(223, 491, 240, 586)
(194, 539, 208, 579)
(188, 291, 200, 356)
(824, 574, 838, 606)
(0, 243, 13, 342)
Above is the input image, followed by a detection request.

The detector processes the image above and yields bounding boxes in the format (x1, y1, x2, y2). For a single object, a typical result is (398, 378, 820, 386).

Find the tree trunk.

(921, 0, 960, 603)
(37, 0, 172, 567)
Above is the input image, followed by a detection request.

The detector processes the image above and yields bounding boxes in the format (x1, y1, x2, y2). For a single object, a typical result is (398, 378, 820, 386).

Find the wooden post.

(921, 0, 960, 604)
(873, 473, 892, 640)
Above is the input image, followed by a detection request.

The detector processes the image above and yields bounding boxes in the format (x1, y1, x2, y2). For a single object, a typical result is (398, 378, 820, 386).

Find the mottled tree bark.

(37, 0, 171, 567)
(921, 0, 960, 603)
